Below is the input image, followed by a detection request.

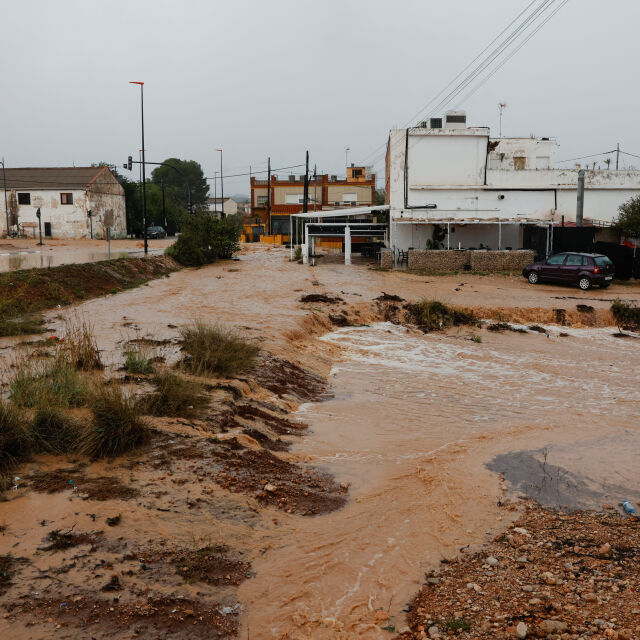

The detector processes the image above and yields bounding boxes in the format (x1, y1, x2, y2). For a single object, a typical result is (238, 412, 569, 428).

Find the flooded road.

(240, 322, 640, 638)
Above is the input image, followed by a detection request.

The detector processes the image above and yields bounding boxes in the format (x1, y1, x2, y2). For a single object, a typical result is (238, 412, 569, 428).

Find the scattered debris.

(299, 293, 344, 303)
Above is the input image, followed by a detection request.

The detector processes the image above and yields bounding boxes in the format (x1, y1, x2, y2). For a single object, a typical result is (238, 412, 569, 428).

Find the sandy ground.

(1, 244, 639, 639)
(0, 237, 175, 272)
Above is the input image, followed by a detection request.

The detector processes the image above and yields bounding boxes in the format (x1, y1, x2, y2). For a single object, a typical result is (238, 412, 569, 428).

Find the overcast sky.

(2, 0, 639, 196)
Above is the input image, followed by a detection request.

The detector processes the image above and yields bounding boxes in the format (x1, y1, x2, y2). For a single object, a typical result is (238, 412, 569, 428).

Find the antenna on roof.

(498, 102, 507, 138)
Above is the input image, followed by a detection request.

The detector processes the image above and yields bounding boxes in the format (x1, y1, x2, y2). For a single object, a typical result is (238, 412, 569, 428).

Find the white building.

(205, 197, 238, 217)
(1, 166, 126, 239)
(386, 111, 640, 252)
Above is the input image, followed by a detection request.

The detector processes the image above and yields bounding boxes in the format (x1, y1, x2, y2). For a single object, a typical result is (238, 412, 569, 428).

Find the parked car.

(522, 252, 615, 290)
(146, 226, 166, 239)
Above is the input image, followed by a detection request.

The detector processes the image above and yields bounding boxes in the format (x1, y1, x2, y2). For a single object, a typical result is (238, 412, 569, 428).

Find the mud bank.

(0, 255, 179, 322)
(0, 352, 345, 640)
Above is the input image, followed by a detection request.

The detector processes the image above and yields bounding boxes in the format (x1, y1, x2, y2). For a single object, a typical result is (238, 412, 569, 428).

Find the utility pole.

(213, 171, 217, 215)
(1, 158, 8, 237)
(616, 142, 620, 170)
(302, 150, 309, 214)
(266, 157, 271, 235)
(576, 169, 585, 227)
(345, 147, 350, 172)
(498, 102, 507, 137)
(161, 182, 166, 230)
(129, 81, 147, 254)
(217, 149, 224, 218)
(313, 164, 318, 212)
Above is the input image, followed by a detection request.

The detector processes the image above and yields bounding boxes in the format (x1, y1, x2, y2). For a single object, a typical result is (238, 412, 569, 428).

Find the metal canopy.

(292, 205, 389, 219)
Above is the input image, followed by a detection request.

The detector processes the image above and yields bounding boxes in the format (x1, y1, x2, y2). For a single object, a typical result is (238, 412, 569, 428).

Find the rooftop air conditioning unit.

(331, 175, 337, 181)
(444, 110, 467, 129)
(289, 175, 295, 181)
(429, 117, 443, 129)
(418, 120, 428, 128)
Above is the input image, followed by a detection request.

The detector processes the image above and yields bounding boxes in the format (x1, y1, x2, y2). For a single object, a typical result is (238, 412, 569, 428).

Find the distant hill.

(232, 194, 249, 203)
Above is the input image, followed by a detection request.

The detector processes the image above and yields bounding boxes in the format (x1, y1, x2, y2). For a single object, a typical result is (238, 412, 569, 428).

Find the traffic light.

(123, 156, 133, 171)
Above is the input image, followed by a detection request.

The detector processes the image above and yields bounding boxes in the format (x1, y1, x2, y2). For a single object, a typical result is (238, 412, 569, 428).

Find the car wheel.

(528, 271, 539, 285)
(578, 276, 592, 291)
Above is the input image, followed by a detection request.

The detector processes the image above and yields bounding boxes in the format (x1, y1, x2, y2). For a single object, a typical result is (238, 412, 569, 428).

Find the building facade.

(1, 166, 126, 239)
(205, 197, 238, 217)
(250, 166, 376, 235)
(386, 111, 640, 252)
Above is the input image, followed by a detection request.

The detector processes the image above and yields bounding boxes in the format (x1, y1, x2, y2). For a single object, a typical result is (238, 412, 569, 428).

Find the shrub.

(0, 315, 45, 337)
(9, 355, 90, 409)
(407, 299, 477, 331)
(0, 402, 31, 489)
(123, 344, 154, 374)
(611, 300, 640, 331)
(31, 406, 81, 455)
(166, 214, 242, 267)
(80, 386, 150, 459)
(62, 316, 102, 370)
(179, 322, 260, 377)
(139, 371, 207, 417)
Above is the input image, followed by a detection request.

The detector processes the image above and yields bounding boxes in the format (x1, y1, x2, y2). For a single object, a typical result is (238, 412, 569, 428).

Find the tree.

(150, 158, 209, 211)
(374, 188, 386, 205)
(613, 196, 640, 240)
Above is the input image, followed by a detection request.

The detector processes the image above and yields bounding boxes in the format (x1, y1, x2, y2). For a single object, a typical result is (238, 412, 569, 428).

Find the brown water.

(1, 245, 640, 639)
(239, 322, 640, 638)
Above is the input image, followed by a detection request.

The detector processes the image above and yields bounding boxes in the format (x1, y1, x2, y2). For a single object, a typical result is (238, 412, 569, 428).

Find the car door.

(539, 253, 567, 281)
(562, 254, 584, 283)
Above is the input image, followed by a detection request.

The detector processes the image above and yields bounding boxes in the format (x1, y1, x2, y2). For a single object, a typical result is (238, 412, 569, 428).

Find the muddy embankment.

(0, 343, 347, 639)
(0, 255, 179, 334)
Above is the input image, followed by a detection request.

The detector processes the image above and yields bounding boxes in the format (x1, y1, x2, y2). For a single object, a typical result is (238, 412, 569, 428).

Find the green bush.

(166, 214, 242, 267)
(180, 322, 260, 377)
(9, 356, 90, 409)
(123, 344, 154, 374)
(407, 299, 477, 331)
(81, 386, 150, 459)
(611, 300, 640, 331)
(139, 371, 207, 417)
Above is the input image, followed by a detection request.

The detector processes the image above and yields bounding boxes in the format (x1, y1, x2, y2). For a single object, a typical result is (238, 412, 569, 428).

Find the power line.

(206, 163, 305, 180)
(557, 150, 617, 163)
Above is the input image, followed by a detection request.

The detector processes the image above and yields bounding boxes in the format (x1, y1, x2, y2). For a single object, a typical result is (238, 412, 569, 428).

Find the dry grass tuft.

(179, 322, 260, 378)
(0, 402, 32, 490)
(407, 299, 477, 332)
(122, 343, 154, 374)
(30, 406, 81, 455)
(61, 316, 102, 370)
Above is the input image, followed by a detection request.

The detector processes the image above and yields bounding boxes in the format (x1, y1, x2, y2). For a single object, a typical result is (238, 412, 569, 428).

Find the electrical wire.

(557, 150, 617, 163)
(206, 163, 305, 180)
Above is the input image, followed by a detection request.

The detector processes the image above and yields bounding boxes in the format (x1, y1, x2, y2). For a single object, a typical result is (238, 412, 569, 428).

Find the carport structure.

(290, 205, 389, 265)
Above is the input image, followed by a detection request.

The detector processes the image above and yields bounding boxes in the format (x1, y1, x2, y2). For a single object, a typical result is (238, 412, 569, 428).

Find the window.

(352, 168, 363, 178)
(285, 194, 305, 205)
(17, 193, 30, 205)
(594, 256, 613, 267)
(60, 193, 73, 205)
(565, 255, 584, 266)
(547, 254, 566, 265)
(513, 157, 526, 170)
(257, 195, 268, 206)
(342, 193, 357, 205)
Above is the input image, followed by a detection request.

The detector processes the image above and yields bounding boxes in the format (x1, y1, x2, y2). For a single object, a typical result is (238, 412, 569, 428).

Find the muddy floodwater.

(1, 245, 639, 639)
(240, 322, 640, 639)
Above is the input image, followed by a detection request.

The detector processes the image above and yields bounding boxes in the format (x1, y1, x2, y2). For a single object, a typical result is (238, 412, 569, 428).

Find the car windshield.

(594, 256, 613, 267)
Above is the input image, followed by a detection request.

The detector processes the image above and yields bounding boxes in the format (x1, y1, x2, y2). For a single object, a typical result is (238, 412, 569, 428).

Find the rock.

(397, 626, 411, 635)
(538, 620, 568, 634)
(541, 571, 558, 585)
(184, 610, 194, 617)
(597, 543, 612, 558)
(427, 577, 441, 585)
(581, 593, 598, 602)
(328, 313, 350, 326)
(264, 483, 277, 493)
(516, 556, 528, 563)
(428, 625, 441, 639)
(486, 556, 499, 567)
(466, 582, 482, 592)
(516, 621, 528, 638)
(513, 527, 531, 537)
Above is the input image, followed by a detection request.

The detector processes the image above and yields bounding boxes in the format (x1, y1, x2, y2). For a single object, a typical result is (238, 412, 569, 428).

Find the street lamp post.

(87, 210, 93, 239)
(213, 171, 217, 215)
(216, 149, 224, 218)
(130, 81, 148, 255)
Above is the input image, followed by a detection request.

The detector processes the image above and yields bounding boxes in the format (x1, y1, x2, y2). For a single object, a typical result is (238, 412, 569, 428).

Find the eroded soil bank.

(1, 245, 639, 639)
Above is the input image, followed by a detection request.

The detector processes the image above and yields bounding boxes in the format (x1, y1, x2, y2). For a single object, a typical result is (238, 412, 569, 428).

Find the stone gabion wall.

(469, 250, 535, 272)
(407, 250, 470, 272)
(379, 248, 393, 269)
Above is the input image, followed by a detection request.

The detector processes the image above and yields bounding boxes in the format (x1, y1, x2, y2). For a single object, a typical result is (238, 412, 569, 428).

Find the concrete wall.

(326, 184, 372, 204)
(379, 248, 393, 269)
